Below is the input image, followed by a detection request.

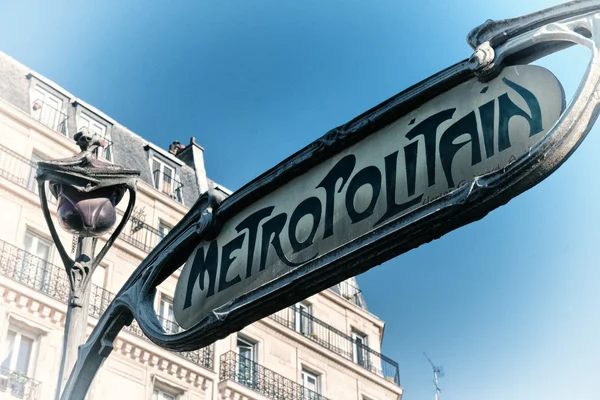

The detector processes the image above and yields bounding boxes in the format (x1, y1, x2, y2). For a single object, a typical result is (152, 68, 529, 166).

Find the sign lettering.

(174, 65, 564, 328)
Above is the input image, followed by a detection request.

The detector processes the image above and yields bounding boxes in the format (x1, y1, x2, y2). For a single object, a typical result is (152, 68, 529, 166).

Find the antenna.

(424, 352, 444, 400)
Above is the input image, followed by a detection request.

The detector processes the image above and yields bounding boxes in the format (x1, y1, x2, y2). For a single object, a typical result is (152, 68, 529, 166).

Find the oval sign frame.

(173, 64, 565, 328)
(59, 11, 600, 400)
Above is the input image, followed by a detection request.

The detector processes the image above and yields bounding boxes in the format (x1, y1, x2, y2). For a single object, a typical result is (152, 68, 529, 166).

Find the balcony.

(116, 209, 163, 253)
(31, 100, 68, 136)
(269, 306, 400, 385)
(328, 280, 366, 309)
(0, 239, 214, 371)
(219, 351, 330, 400)
(0, 369, 40, 400)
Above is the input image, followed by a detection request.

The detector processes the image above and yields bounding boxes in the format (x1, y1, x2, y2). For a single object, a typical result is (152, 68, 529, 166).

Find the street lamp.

(35, 128, 140, 399)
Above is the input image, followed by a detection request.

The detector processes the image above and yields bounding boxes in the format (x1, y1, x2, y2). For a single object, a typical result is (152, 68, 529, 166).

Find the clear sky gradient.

(1, 1, 598, 399)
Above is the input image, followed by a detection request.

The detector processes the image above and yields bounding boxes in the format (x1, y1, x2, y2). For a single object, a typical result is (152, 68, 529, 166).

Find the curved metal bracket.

(37, 179, 137, 296)
(61, 3, 600, 399)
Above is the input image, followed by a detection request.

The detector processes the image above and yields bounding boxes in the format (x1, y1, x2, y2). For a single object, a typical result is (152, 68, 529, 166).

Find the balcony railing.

(157, 314, 181, 335)
(0, 144, 55, 203)
(0, 239, 69, 304)
(269, 306, 400, 385)
(31, 100, 68, 136)
(0, 368, 40, 400)
(0, 239, 214, 371)
(116, 209, 163, 253)
(328, 280, 365, 309)
(220, 351, 330, 400)
(152, 169, 184, 204)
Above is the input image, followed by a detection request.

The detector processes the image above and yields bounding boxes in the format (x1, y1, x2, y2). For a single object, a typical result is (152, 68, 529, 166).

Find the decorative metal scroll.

(36, 129, 139, 305)
(61, 2, 600, 399)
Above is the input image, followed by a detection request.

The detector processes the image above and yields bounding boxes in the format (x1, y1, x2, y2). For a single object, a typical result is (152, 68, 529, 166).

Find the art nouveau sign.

(60, 2, 600, 398)
(173, 65, 564, 327)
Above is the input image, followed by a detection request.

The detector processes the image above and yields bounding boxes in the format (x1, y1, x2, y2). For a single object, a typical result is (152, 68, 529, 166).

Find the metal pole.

(35, 129, 139, 400)
(55, 236, 96, 400)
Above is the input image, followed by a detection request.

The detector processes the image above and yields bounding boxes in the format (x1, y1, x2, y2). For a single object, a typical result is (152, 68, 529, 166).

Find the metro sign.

(174, 65, 564, 328)
(60, 3, 600, 398)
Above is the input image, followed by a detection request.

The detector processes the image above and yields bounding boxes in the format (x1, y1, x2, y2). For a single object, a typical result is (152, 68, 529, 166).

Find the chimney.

(168, 141, 185, 155)
(173, 136, 208, 194)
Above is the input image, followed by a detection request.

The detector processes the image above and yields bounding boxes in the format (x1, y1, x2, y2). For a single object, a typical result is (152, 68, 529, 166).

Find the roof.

(0, 51, 217, 207)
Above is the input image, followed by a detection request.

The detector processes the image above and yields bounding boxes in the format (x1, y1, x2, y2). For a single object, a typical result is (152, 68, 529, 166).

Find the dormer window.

(77, 113, 112, 162)
(151, 157, 183, 203)
(145, 143, 185, 204)
(30, 86, 68, 135)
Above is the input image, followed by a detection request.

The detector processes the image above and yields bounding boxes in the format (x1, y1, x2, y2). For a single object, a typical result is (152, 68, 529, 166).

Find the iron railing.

(0, 368, 40, 400)
(220, 351, 330, 400)
(328, 281, 365, 309)
(157, 314, 181, 335)
(0, 144, 55, 203)
(0, 239, 214, 371)
(0, 240, 69, 304)
(152, 169, 184, 204)
(31, 100, 68, 136)
(0, 142, 396, 384)
(116, 209, 163, 253)
(270, 306, 400, 384)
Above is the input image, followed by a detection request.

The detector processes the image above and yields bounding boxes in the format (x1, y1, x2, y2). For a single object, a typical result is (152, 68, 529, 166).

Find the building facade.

(0, 51, 403, 400)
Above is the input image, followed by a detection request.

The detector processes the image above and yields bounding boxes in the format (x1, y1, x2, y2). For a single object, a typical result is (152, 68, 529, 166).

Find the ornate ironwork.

(270, 306, 400, 384)
(116, 209, 163, 253)
(60, 3, 600, 399)
(0, 144, 163, 257)
(0, 239, 214, 371)
(220, 351, 330, 400)
(0, 239, 70, 304)
(36, 128, 139, 307)
(0, 368, 40, 400)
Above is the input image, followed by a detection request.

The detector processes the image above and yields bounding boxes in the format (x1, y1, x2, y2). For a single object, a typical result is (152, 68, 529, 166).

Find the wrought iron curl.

(132, 5, 600, 354)
(61, 3, 600, 399)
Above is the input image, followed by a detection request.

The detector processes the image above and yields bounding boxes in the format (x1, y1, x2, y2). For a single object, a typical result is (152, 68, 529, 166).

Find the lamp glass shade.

(56, 185, 120, 237)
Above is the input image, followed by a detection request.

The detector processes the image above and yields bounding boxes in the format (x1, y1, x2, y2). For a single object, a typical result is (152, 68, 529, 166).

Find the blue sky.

(1, 1, 598, 399)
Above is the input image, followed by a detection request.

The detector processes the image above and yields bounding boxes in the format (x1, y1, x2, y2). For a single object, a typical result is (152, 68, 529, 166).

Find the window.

(1, 328, 36, 397)
(237, 336, 258, 388)
(21, 231, 53, 292)
(26, 154, 55, 203)
(156, 293, 178, 334)
(153, 387, 177, 400)
(352, 330, 369, 368)
(301, 369, 321, 399)
(338, 279, 363, 307)
(157, 222, 171, 243)
(26, 154, 41, 194)
(91, 265, 106, 288)
(294, 302, 312, 336)
(77, 113, 112, 161)
(151, 158, 182, 203)
(31, 86, 66, 135)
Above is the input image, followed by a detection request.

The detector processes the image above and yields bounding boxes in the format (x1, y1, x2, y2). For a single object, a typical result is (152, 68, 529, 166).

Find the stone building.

(0, 51, 403, 400)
